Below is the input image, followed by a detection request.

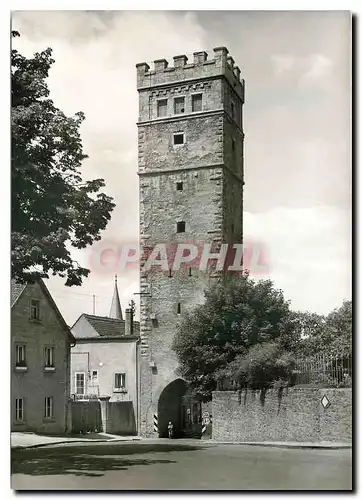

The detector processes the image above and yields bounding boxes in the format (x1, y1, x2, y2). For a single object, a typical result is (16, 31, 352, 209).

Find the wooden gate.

(71, 400, 102, 434)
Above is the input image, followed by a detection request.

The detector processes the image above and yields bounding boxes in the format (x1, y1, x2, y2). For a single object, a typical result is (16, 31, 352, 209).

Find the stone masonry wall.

(212, 388, 352, 443)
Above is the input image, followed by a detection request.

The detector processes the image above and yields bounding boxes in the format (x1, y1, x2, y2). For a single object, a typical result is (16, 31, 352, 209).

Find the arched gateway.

(157, 379, 187, 438)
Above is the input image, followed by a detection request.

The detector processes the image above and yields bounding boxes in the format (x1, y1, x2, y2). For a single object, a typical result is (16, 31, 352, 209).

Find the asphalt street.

(11, 439, 353, 491)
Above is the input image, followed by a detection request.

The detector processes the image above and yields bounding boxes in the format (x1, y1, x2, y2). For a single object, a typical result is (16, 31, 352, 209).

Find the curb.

(213, 441, 352, 450)
(11, 437, 142, 450)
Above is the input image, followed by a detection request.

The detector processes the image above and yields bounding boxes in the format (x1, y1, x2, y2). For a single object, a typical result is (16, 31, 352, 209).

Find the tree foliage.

(216, 342, 296, 391)
(172, 274, 296, 401)
(291, 300, 352, 358)
(11, 31, 115, 286)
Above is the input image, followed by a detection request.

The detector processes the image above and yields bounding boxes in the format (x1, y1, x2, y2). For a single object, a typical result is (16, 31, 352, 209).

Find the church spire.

(109, 275, 123, 320)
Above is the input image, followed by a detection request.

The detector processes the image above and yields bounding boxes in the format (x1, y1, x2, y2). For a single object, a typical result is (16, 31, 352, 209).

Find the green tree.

(217, 342, 296, 391)
(11, 31, 115, 286)
(172, 273, 296, 401)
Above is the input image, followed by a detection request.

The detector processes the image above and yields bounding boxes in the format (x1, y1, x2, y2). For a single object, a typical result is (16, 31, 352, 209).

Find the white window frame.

(15, 398, 24, 421)
(75, 372, 86, 395)
(44, 396, 53, 419)
(191, 93, 203, 112)
(44, 346, 54, 368)
(15, 344, 26, 367)
(156, 98, 168, 118)
(173, 96, 186, 115)
(173, 132, 185, 148)
(114, 372, 126, 391)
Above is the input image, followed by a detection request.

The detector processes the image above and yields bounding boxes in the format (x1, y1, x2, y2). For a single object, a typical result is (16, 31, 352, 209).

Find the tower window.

(177, 303, 181, 315)
(157, 99, 168, 117)
(173, 133, 184, 145)
(176, 182, 183, 191)
(188, 267, 192, 277)
(173, 97, 185, 115)
(192, 94, 202, 112)
(174, 97, 185, 114)
(168, 269, 173, 278)
(177, 221, 185, 233)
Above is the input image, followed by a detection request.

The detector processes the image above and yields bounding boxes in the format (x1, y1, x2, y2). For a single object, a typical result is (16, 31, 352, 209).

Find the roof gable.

(71, 313, 140, 339)
(11, 280, 26, 307)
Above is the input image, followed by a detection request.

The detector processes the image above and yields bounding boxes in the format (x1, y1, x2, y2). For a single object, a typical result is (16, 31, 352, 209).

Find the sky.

(12, 10, 352, 325)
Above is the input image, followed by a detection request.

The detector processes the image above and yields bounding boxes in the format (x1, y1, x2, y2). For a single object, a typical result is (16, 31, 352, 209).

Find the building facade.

(137, 47, 245, 436)
(70, 278, 140, 433)
(11, 279, 74, 435)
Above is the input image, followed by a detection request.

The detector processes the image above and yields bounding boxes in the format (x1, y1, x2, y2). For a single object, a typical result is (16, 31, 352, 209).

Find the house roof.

(75, 313, 140, 339)
(11, 280, 26, 307)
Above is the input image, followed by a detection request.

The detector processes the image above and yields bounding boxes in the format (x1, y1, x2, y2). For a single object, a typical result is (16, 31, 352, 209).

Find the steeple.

(109, 275, 123, 320)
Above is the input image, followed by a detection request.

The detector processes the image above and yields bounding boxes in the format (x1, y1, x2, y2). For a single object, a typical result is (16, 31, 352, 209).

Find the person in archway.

(168, 420, 174, 439)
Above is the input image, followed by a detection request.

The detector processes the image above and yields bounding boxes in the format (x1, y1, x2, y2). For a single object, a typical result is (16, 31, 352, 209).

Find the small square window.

(30, 299, 40, 320)
(176, 182, 183, 191)
(174, 97, 185, 114)
(173, 133, 184, 145)
(44, 347, 54, 367)
(177, 221, 185, 233)
(15, 398, 24, 421)
(15, 344, 26, 367)
(192, 94, 202, 112)
(44, 396, 53, 419)
(157, 99, 167, 117)
(115, 373, 126, 390)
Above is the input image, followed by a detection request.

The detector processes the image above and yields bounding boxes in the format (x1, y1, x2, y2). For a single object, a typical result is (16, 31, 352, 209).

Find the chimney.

(125, 308, 133, 336)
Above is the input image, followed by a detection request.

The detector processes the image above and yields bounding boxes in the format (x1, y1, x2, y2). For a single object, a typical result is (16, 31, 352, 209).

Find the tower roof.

(109, 275, 123, 320)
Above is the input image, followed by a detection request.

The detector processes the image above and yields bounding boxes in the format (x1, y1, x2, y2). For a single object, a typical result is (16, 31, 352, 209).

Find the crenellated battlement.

(136, 47, 244, 100)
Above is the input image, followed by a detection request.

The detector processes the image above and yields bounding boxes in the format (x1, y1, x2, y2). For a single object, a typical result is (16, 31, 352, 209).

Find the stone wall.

(212, 388, 352, 443)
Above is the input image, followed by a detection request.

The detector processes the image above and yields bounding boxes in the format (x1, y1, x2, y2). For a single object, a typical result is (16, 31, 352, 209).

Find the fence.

(293, 353, 352, 387)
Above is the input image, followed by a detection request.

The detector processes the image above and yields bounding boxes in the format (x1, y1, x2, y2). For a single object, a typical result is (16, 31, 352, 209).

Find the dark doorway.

(157, 379, 187, 438)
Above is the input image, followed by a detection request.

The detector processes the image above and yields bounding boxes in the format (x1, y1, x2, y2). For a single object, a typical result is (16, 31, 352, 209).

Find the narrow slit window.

(177, 221, 185, 233)
(174, 97, 185, 114)
(168, 269, 173, 278)
(231, 101, 235, 120)
(188, 267, 192, 277)
(176, 182, 183, 191)
(173, 133, 184, 145)
(192, 94, 202, 112)
(157, 99, 167, 117)
(177, 303, 181, 315)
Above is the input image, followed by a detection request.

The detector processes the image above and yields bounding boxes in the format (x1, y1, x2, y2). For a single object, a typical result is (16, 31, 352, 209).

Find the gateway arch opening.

(157, 379, 187, 438)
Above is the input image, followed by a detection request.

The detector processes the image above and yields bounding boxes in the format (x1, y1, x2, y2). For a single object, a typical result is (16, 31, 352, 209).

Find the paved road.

(11, 440, 352, 491)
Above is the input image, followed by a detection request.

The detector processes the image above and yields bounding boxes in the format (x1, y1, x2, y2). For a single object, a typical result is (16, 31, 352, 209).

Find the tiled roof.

(11, 280, 26, 307)
(83, 314, 140, 338)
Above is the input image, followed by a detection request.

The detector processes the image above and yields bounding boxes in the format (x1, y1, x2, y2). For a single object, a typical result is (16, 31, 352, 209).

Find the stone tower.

(136, 47, 245, 437)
